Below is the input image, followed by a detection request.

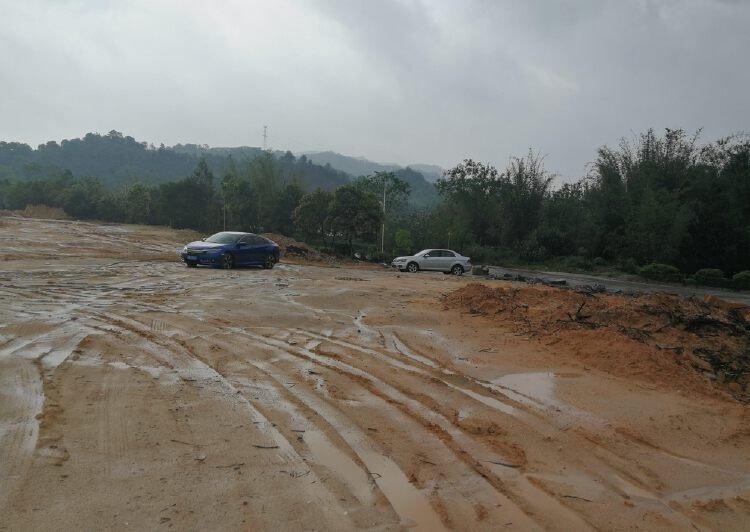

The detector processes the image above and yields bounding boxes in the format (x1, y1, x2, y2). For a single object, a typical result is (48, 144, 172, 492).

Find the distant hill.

(0, 131, 349, 191)
(406, 163, 444, 183)
(300, 150, 441, 207)
(302, 151, 444, 182)
(0, 132, 440, 205)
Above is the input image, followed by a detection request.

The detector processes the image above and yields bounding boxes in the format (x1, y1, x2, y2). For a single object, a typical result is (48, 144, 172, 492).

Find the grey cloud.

(0, 0, 748, 181)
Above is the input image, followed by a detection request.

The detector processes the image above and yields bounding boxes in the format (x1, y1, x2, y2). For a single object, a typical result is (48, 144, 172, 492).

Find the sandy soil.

(1, 215, 750, 531)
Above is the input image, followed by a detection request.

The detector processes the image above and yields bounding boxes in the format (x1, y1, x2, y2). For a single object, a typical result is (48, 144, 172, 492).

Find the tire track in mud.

(213, 325, 587, 530)
(249, 318, 706, 529)
(179, 314, 590, 529)
(85, 311, 363, 529)
(97, 311, 452, 530)
(364, 328, 735, 528)
(128, 308, 599, 529)
(310, 327, 718, 528)
(188, 330, 505, 530)
(97, 304, 526, 528)
(0, 326, 90, 513)
(218, 343, 448, 531)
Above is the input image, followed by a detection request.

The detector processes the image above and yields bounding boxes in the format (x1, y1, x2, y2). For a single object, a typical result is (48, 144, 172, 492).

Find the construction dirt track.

(1, 215, 750, 531)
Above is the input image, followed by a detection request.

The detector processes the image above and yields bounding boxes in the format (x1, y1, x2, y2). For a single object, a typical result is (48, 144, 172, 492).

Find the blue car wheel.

(222, 253, 234, 269)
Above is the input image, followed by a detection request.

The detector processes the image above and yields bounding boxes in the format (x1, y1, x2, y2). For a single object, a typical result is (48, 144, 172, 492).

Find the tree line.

(0, 128, 748, 284)
(0, 152, 393, 256)
(428, 129, 750, 284)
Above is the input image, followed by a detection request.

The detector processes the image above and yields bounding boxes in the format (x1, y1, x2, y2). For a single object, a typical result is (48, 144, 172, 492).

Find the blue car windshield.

(205, 232, 240, 244)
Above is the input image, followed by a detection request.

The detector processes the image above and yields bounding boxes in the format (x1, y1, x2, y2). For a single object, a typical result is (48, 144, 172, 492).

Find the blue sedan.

(181, 232, 280, 269)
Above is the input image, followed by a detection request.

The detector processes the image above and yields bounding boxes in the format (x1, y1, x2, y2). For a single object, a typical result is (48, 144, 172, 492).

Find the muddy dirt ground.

(1, 215, 750, 531)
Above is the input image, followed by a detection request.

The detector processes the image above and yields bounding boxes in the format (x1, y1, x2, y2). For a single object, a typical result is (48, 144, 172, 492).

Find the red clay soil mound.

(261, 233, 336, 264)
(444, 283, 750, 401)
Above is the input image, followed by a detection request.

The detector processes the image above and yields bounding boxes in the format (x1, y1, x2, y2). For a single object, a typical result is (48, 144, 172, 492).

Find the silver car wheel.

(451, 264, 463, 275)
(407, 262, 418, 273)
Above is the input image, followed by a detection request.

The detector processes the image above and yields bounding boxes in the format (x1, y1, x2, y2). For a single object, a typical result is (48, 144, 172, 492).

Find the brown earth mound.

(444, 283, 750, 401)
(261, 233, 336, 264)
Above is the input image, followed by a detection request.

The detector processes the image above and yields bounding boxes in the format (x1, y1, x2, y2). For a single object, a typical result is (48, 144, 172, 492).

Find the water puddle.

(445, 382, 519, 417)
(355, 448, 447, 531)
(389, 334, 439, 369)
(302, 430, 375, 505)
(492, 372, 564, 410)
(611, 474, 659, 500)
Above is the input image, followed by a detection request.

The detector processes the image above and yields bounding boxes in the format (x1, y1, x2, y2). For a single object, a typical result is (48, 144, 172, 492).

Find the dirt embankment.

(261, 233, 336, 263)
(444, 283, 750, 401)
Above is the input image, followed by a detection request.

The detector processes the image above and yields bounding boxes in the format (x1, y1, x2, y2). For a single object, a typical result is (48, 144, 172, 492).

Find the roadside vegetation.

(1, 128, 748, 289)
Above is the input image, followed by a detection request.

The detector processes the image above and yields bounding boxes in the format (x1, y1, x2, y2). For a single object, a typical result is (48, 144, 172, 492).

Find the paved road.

(483, 265, 750, 306)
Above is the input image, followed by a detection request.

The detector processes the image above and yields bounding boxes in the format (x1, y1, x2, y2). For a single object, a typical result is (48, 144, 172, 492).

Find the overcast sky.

(1, 0, 748, 179)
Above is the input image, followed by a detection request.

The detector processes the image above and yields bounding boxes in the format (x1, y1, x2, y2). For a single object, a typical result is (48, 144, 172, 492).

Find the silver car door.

(440, 250, 455, 270)
(420, 251, 438, 271)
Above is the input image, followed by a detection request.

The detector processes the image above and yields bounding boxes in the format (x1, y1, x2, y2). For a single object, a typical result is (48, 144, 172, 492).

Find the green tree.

(270, 181, 305, 236)
(328, 184, 383, 252)
(356, 171, 411, 253)
(247, 152, 281, 231)
(293, 188, 333, 242)
(123, 183, 152, 224)
(394, 228, 413, 254)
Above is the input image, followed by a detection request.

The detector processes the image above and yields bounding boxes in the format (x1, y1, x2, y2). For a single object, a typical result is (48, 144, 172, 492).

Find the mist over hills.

(301, 150, 443, 183)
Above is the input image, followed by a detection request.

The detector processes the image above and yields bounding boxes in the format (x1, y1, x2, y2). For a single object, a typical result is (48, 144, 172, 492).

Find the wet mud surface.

(1, 215, 750, 530)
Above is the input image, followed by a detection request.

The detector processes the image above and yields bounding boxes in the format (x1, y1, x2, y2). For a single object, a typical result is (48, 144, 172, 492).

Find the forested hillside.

(0, 131, 350, 191)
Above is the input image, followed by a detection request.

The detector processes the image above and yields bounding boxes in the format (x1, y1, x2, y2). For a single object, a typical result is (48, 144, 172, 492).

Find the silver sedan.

(391, 249, 472, 275)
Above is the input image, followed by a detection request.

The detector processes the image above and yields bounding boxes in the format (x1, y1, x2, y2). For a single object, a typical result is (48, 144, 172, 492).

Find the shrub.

(621, 257, 639, 274)
(394, 229, 413, 255)
(559, 255, 593, 271)
(639, 263, 683, 283)
(732, 271, 750, 290)
(520, 240, 549, 263)
(592, 257, 607, 267)
(367, 251, 386, 263)
(21, 204, 69, 220)
(693, 268, 727, 287)
(461, 244, 511, 265)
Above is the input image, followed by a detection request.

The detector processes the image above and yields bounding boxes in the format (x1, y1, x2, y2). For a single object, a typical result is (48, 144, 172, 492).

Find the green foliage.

(519, 230, 550, 263)
(692, 268, 727, 287)
(639, 263, 683, 283)
(293, 188, 332, 242)
(394, 229, 413, 254)
(732, 271, 750, 290)
(328, 184, 383, 251)
(621, 258, 639, 274)
(437, 151, 554, 249)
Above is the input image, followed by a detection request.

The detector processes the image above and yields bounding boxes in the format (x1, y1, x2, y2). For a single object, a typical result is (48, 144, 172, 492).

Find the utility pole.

(262, 125, 268, 151)
(381, 175, 387, 254)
